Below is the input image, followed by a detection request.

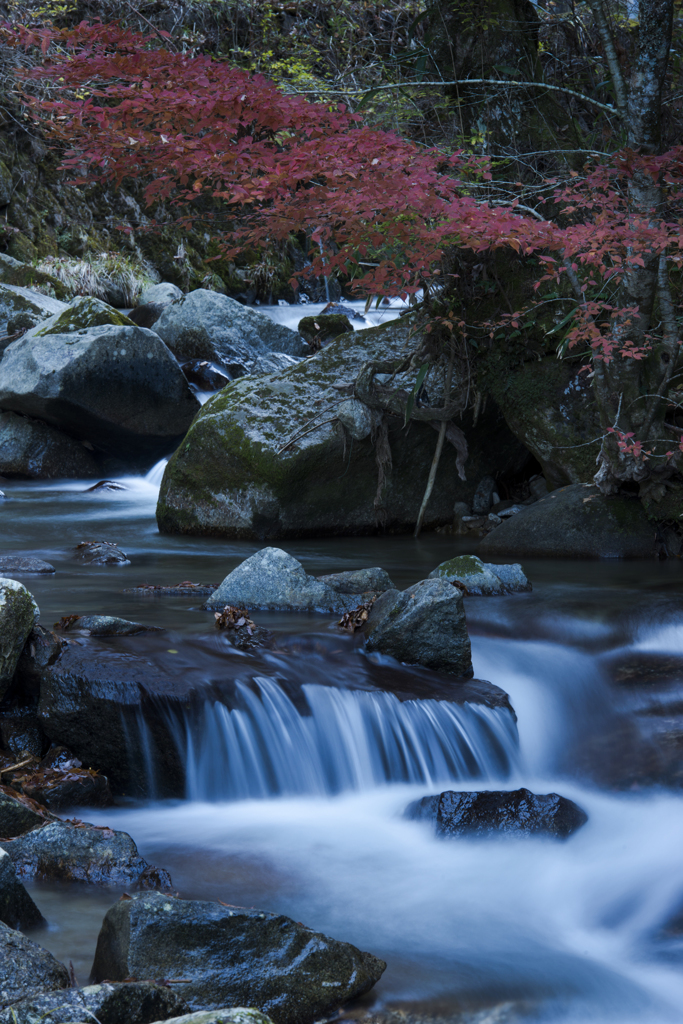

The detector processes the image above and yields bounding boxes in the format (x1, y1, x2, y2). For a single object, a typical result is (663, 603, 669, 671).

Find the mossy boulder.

(0, 254, 68, 300)
(24, 295, 135, 338)
(428, 554, 530, 594)
(157, 316, 529, 539)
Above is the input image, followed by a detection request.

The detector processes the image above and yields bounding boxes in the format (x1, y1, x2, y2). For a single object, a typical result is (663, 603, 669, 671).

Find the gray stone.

(428, 555, 530, 595)
(152, 290, 306, 373)
(0, 411, 99, 479)
(22, 296, 135, 339)
(0, 848, 44, 931)
(205, 548, 362, 613)
(479, 484, 657, 559)
(0, 326, 200, 459)
(75, 541, 129, 565)
(0, 284, 67, 335)
(406, 787, 588, 839)
(0, 920, 70, 1005)
(91, 891, 386, 1024)
(0, 557, 54, 574)
(364, 578, 472, 677)
(56, 615, 157, 636)
(148, 1012, 273, 1024)
(0, 579, 38, 698)
(336, 398, 376, 440)
(0, 789, 49, 838)
(0, 820, 171, 889)
(140, 282, 183, 305)
(317, 567, 396, 594)
(0, 981, 189, 1024)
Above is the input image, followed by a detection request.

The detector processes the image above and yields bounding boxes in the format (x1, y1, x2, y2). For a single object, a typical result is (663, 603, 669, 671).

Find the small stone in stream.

(428, 555, 530, 596)
(405, 787, 588, 840)
(124, 581, 218, 596)
(0, 786, 50, 838)
(0, 847, 44, 930)
(338, 602, 374, 633)
(91, 891, 386, 1024)
(181, 359, 231, 391)
(54, 614, 160, 636)
(0, 919, 70, 1005)
(0, 579, 39, 700)
(0, 819, 172, 888)
(0, 557, 54, 574)
(75, 541, 129, 565)
(85, 480, 127, 492)
(0, 980, 190, 1024)
(318, 567, 395, 595)
(9, 746, 113, 811)
(148, 1012, 274, 1024)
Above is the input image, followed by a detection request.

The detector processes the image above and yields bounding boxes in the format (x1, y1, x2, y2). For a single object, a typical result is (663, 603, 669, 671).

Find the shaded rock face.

(152, 290, 306, 373)
(0, 920, 70, 1006)
(0, 579, 39, 700)
(8, 746, 113, 811)
(0, 819, 171, 888)
(479, 484, 657, 559)
(0, 326, 201, 460)
(129, 302, 167, 329)
(0, 411, 99, 479)
(91, 891, 386, 1024)
(205, 548, 363, 613)
(157, 316, 529, 539)
(428, 555, 530, 595)
(0, 848, 45, 931)
(0, 981, 189, 1024)
(0, 788, 50, 838)
(406, 788, 588, 839)
(318, 567, 395, 595)
(364, 579, 472, 678)
(0, 284, 67, 336)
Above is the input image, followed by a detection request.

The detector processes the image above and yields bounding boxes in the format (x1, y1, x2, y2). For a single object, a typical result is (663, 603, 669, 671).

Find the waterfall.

(175, 677, 519, 801)
(144, 458, 168, 486)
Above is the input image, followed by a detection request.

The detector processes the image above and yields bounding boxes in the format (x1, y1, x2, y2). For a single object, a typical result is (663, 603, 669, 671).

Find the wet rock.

(364, 579, 472, 678)
(205, 548, 363, 614)
(181, 360, 231, 391)
(0, 714, 44, 759)
(54, 615, 158, 637)
(0, 325, 201, 460)
(152, 290, 306, 373)
(0, 848, 44, 930)
(148, 1012, 273, 1024)
(85, 480, 127, 492)
(22, 296, 135, 339)
(406, 787, 588, 839)
(0, 557, 54, 575)
(140, 282, 183, 306)
(10, 746, 113, 811)
(479, 484, 657, 559)
(91, 891, 386, 1024)
(128, 302, 168, 329)
(0, 579, 39, 699)
(0, 981, 190, 1024)
(0, 787, 50, 838)
(0, 411, 100, 480)
(0, 819, 172, 888)
(318, 567, 396, 594)
(428, 555, 530, 596)
(0, 920, 70, 1005)
(75, 541, 129, 566)
(0, 284, 67, 336)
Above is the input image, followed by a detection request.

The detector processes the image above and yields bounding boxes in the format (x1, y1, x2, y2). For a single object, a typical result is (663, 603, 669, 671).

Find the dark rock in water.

(0, 920, 70, 1005)
(0, 556, 54, 574)
(317, 567, 395, 595)
(0, 980, 189, 1024)
(124, 582, 218, 596)
(0, 411, 100, 480)
(91, 891, 386, 1024)
(0, 579, 39, 700)
(55, 615, 159, 637)
(406, 787, 587, 839)
(0, 787, 50, 838)
(0, 848, 44, 930)
(364, 579, 472, 678)
(181, 359, 231, 391)
(205, 548, 363, 613)
(479, 484, 656, 559)
(0, 325, 201, 460)
(75, 541, 129, 565)
(85, 480, 127, 492)
(10, 746, 113, 811)
(0, 819, 172, 888)
(128, 301, 168, 329)
(428, 555, 530, 595)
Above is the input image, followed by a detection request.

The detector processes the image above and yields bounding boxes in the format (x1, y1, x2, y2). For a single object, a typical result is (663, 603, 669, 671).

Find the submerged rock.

(318, 567, 396, 594)
(0, 579, 39, 699)
(0, 411, 99, 480)
(205, 548, 363, 613)
(0, 921, 70, 1005)
(0, 849, 44, 931)
(0, 981, 189, 1024)
(91, 891, 386, 1024)
(0, 557, 54, 575)
(54, 615, 158, 637)
(428, 555, 530, 595)
(406, 787, 588, 839)
(75, 541, 129, 565)
(479, 484, 656, 559)
(364, 579, 472, 678)
(0, 325, 200, 460)
(0, 819, 171, 888)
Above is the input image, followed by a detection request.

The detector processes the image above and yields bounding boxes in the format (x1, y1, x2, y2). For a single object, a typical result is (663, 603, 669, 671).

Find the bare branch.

(585, 0, 628, 117)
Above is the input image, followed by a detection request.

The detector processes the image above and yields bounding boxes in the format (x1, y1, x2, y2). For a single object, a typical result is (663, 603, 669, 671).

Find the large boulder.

(157, 316, 528, 538)
(91, 891, 386, 1024)
(406, 787, 588, 839)
(0, 411, 99, 479)
(205, 548, 363, 613)
(363, 579, 472, 677)
(0, 849, 44, 931)
(428, 554, 530, 595)
(0, 326, 201, 459)
(0, 981, 189, 1024)
(151, 290, 306, 374)
(0, 579, 38, 700)
(479, 483, 657, 558)
(0, 920, 70, 1005)
(0, 285, 67, 339)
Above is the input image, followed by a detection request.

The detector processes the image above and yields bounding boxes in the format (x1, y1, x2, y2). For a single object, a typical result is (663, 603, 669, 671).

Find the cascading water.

(177, 677, 519, 801)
